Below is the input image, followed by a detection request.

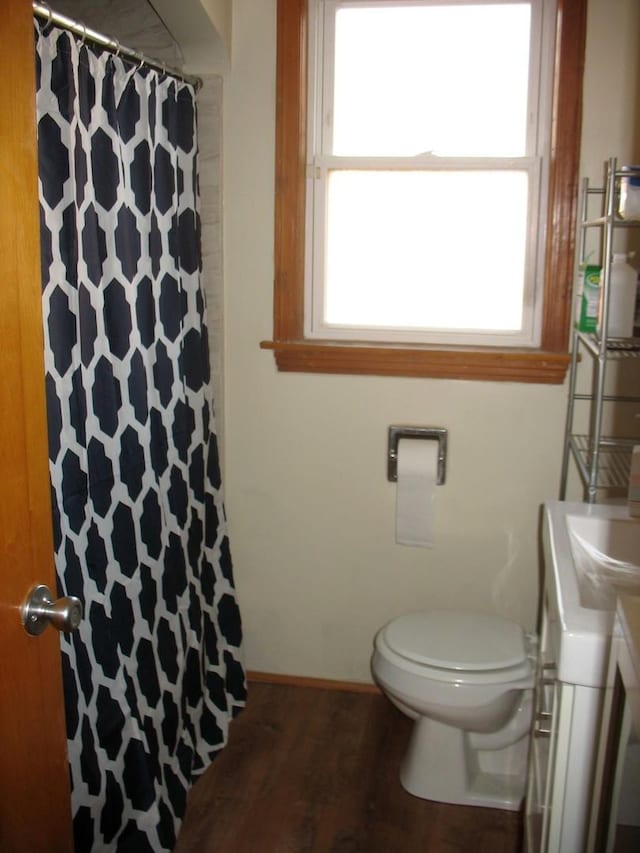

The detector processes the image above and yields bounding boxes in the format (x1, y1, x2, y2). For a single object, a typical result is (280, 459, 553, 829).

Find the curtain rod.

(33, 2, 202, 90)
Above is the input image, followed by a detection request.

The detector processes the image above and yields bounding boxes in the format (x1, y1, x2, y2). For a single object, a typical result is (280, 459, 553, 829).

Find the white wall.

(222, 0, 640, 682)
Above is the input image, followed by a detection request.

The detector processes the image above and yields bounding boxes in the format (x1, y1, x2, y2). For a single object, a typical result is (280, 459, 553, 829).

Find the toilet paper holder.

(387, 426, 447, 484)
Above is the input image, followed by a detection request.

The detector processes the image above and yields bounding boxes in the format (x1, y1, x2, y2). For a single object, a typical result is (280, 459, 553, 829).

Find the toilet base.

(400, 715, 528, 811)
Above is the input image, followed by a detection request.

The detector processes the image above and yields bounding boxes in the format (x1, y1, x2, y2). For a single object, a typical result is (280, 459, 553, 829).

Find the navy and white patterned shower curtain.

(35, 21, 246, 852)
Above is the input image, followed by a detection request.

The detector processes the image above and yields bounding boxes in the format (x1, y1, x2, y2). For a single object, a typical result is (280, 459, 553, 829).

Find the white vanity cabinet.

(525, 589, 605, 853)
(588, 595, 640, 852)
(524, 501, 640, 853)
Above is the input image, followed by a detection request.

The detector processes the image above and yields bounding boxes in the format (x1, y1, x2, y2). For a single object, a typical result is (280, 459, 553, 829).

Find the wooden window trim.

(261, 0, 587, 384)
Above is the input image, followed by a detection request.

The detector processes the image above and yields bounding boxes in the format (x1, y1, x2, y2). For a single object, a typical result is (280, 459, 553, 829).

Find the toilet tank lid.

(382, 610, 528, 671)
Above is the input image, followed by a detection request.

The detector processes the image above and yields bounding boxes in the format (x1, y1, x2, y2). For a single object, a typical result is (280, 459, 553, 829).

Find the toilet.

(371, 609, 535, 811)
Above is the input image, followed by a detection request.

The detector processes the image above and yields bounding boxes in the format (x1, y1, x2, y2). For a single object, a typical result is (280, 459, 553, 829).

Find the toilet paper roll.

(396, 439, 439, 547)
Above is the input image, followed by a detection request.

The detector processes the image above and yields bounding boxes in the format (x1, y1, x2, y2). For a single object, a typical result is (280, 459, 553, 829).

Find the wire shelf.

(577, 332, 640, 358)
(571, 434, 637, 490)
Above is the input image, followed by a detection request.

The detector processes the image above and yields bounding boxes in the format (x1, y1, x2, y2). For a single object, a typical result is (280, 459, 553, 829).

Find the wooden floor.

(174, 681, 524, 853)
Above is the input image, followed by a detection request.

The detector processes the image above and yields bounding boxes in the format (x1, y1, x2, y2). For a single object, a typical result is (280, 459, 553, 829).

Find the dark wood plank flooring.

(174, 681, 523, 853)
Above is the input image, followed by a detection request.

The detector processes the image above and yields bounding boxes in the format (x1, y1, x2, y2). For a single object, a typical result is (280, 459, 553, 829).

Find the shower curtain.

(35, 21, 246, 852)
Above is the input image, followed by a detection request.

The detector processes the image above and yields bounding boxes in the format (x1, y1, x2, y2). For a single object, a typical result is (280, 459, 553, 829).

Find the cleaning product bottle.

(575, 264, 601, 332)
(603, 253, 637, 338)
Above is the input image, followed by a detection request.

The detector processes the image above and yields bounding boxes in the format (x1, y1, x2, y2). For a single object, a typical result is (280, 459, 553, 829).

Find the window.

(309, 0, 545, 347)
(263, 0, 588, 382)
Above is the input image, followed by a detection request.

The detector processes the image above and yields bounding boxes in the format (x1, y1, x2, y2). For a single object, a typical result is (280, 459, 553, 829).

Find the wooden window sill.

(260, 339, 570, 383)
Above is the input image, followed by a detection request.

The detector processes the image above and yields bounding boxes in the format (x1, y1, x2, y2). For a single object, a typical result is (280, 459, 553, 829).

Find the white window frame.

(303, 0, 557, 348)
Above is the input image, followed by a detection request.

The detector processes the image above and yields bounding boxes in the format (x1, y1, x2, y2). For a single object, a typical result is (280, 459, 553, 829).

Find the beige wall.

(581, 0, 640, 179)
(221, 0, 640, 682)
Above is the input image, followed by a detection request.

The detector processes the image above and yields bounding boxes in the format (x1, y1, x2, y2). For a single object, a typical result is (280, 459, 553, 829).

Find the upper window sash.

(312, 0, 546, 161)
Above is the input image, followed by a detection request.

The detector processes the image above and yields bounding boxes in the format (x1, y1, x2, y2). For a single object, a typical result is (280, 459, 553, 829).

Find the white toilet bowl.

(371, 609, 535, 811)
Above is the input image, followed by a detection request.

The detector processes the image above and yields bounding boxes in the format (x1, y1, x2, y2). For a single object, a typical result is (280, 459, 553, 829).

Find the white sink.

(543, 501, 640, 687)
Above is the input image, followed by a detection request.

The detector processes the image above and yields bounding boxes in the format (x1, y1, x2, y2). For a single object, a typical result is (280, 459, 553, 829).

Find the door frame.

(0, 1, 73, 850)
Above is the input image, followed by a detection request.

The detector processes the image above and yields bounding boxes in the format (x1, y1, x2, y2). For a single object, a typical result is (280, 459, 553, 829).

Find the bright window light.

(324, 170, 529, 332)
(332, 4, 532, 157)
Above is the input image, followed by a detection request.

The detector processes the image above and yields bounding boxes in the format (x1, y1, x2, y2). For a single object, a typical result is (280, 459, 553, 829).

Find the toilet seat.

(381, 610, 530, 678)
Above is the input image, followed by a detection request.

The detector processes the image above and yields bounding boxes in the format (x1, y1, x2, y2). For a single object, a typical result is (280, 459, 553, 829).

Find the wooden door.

(0, 1, 74, 850)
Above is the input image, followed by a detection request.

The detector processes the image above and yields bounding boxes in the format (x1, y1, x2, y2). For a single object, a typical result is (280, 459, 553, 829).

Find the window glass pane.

(332, 4, 531, 157)
(324, 170, 528, 332)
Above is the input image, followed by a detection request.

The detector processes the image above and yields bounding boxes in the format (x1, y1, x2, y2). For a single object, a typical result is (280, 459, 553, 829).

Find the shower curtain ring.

(113, 39, 121, 58)
(80, 23, 87, 45)
(40, 2, 53, 29)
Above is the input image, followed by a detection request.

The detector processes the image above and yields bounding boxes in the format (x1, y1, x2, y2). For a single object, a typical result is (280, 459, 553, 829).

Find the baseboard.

(246, 670, 381, 695)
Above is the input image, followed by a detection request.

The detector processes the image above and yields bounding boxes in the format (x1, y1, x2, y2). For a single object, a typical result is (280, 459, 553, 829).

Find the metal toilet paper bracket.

(387, 426, 448, 484)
